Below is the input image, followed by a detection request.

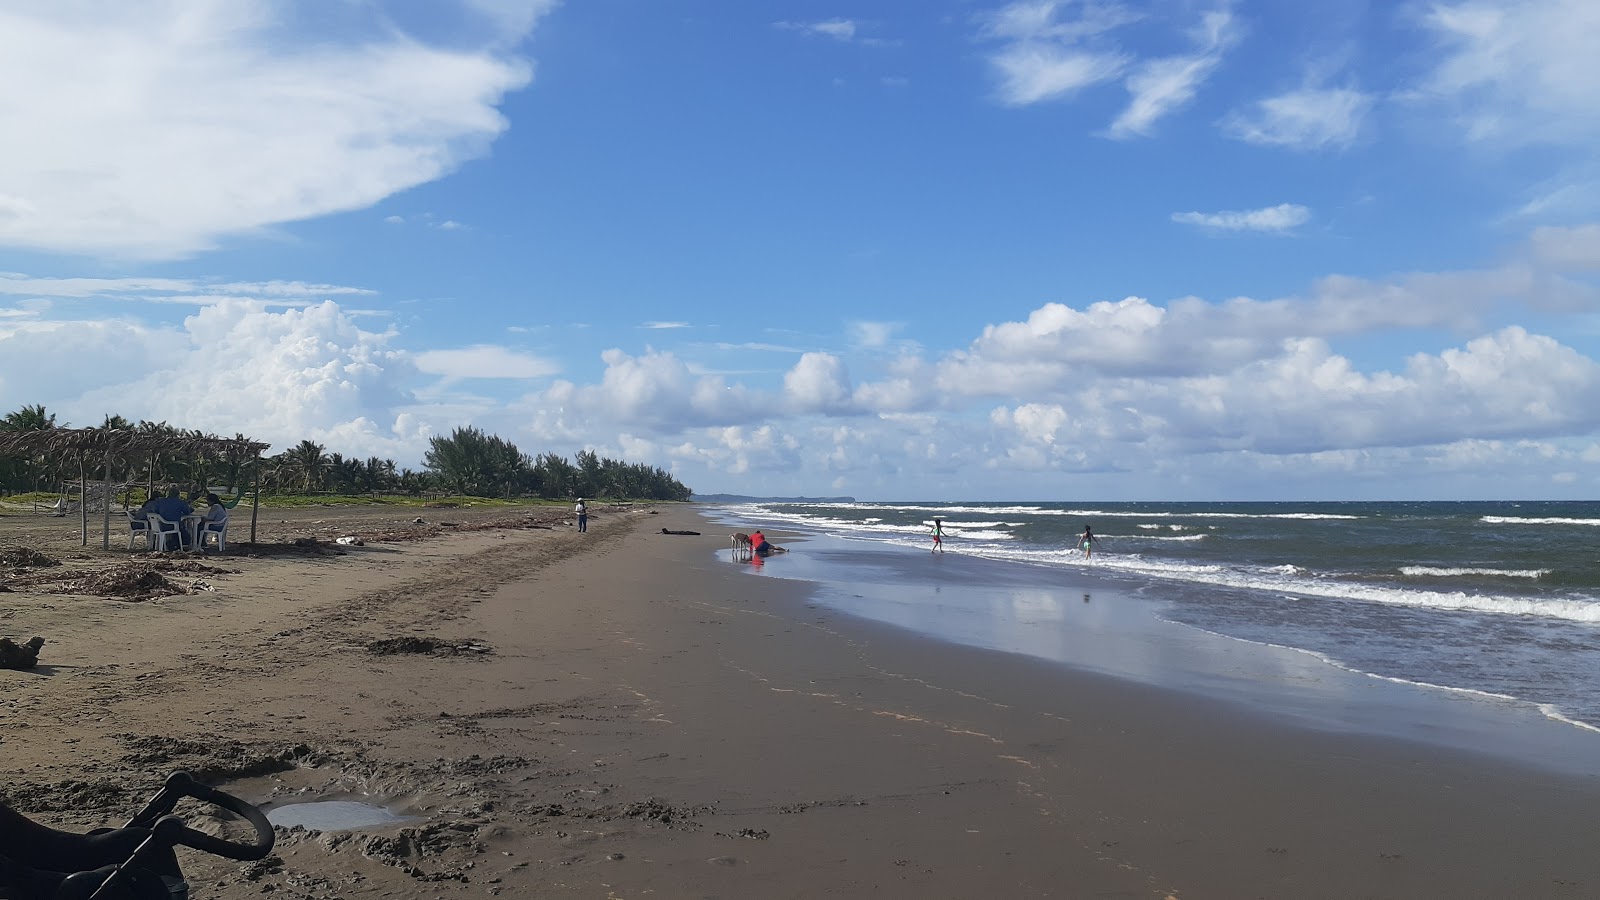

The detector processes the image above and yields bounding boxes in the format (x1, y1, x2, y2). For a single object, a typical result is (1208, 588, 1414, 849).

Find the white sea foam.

(1160, 620, 1600, 735)
(1137, 534, 1207, 542)
(725, 502, 1600, 624)
(1400, 566, 1549, 579)
(1137, 523, 1190, 531)
(1481, 516, 1600, 526)
(1062, 509, 1360, 520)
(945, 528, 1014, 541)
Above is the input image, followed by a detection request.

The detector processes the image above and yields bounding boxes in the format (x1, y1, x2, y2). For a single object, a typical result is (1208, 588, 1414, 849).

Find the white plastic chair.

(196, 516, 229, 553)
(145, 514, 181, 552)
(126, 511, 158, 551)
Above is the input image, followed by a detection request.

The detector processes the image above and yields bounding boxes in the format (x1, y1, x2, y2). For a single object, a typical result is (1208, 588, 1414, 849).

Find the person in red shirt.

(750, 530, 786, 556)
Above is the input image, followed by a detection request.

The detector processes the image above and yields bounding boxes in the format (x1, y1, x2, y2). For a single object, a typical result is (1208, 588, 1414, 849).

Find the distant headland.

(692, 494, 857, 504)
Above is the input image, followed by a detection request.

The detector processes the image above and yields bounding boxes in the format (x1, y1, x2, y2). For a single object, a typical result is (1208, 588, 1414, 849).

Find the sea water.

(712, 501, 1600, 749)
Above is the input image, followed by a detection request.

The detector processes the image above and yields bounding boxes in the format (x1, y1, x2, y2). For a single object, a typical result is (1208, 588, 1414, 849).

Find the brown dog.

(730, 532, 752, 558)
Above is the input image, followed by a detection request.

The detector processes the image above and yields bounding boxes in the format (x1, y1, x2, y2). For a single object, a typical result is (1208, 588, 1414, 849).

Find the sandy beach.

(5, 503, 1600, 898)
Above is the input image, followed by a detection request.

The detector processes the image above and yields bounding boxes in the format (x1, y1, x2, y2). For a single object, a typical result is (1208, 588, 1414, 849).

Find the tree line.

(0, 405, 692, 502)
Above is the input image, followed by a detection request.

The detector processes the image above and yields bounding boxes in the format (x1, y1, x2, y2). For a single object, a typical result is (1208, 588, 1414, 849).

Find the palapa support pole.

(249, 452, 261, 544)
(102, 437, 115, 550)
(78, 454, 88, 547)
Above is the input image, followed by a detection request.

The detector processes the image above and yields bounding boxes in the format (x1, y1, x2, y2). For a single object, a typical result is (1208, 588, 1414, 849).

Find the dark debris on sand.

(116, 734, 319, 782)
(1, 545, 61, 570)
(366, 636, 494, 657)
(0, 636, 45, 669)
(8, 558, 240, 601)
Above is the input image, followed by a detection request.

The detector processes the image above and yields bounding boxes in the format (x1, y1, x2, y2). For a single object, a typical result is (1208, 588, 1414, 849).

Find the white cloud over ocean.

(6, 226, 1598, 498)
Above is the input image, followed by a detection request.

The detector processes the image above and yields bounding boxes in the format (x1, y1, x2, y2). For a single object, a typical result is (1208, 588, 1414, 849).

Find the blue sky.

(3, 0, 1599, 500)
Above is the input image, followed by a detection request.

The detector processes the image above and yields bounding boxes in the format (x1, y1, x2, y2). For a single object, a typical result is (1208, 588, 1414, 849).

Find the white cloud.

(643, 321, 691, 330)
(1416, 0, 1600, 147)
(849, 321, 903, 349)
(1528, 224, 1600, 271)
(413, 345, 560, 379)
(5, 300, 425, 458)
(991, 44, 1129, 105)
(1172, 203, 1311, 233)
(0, 2, 546, 259)
(8, 220, 1600, 499)
(783, 352, 855, 414)
(1223, 86, 1371, 150)
(775, 18, 858, 42)
(979, 0, 1135, 105)
(1108, 7, 1241, 138)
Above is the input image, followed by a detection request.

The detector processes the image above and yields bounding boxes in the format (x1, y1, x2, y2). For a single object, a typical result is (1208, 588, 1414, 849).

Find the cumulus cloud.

(1171, 203, 1311, 233)
(9, 220, 1600, 498)
(0, 1, 547, 259)
(0, 300, 422, 457)
(1222, 85, 1371, 150)
(522, 348, 766, 441)
(783, 352, 855, 414)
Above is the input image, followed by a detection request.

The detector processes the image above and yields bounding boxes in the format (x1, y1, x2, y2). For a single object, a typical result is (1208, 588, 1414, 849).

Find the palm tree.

(285, 440, 328, 492)
(1, 404, 58, 432)
(0, 405, 60, 492)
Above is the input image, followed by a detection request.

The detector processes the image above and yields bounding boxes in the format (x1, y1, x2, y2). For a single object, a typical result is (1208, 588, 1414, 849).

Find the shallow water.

(709, 514, 1600, 777)
(265, 799, 416, 831)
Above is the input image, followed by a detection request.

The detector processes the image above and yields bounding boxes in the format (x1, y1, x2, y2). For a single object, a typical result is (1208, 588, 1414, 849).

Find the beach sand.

(4, 503, 1600, 898)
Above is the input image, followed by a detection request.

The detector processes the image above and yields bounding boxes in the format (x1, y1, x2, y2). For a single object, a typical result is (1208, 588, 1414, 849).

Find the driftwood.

(0, 636, 45, 670)
(660, 528, 701, 536)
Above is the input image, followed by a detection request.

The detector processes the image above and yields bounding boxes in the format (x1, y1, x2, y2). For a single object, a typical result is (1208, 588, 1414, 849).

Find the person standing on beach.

(931, 518, 944, 553)
(575, 498, 588, 533)
(1077, 524, 1098, 559)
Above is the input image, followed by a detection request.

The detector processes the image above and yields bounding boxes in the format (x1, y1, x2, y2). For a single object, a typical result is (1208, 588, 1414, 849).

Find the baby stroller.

(0, 772, 274, 899)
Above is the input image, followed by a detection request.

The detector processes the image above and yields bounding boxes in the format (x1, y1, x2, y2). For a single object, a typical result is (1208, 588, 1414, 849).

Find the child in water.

(1077, 524, 1098, 559)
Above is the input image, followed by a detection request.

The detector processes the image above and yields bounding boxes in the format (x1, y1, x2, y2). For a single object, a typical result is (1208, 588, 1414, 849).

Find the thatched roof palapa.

(0, 428, 269, 458)
(0, 427, 270, 548)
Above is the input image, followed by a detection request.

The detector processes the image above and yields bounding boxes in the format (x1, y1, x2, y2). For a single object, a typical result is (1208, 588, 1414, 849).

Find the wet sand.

(4, 504, 1600, 898)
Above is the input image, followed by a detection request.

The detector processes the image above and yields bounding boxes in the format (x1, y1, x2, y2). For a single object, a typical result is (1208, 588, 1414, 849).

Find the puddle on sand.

(265, 800, 418, 831)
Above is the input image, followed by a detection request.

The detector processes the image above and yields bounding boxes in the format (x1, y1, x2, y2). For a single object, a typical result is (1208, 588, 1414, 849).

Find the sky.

(2, 0, 1599, 501)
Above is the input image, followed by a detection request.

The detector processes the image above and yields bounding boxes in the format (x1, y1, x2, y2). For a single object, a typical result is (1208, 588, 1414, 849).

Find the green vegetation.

(0, 406, 692, 503)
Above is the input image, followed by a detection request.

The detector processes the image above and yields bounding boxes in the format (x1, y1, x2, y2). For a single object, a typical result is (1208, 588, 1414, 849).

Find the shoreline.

(706, 507, 1600, 776)
(5, 504, 1600, 896)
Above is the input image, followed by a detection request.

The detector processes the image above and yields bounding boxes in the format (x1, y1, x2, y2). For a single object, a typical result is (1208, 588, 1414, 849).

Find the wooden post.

(102, 438, 114, 550)
(78, 454, 88, 547)
(249, 452, 261, 544)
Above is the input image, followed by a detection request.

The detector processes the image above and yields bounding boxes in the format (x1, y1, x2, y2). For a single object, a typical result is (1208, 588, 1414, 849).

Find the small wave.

(944, 528, 1014, 541)
(1481, 516, 1600, 526)
(1160, 622, 1600, 735)
(1137, 523, 1190, 531)
(1400, 566, 1549, 579)
(1137, 534, 1207, 542)
(1268, 564, 1307, 575)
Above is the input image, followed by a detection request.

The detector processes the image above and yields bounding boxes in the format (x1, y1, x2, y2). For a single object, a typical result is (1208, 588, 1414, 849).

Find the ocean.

(710, 499, 1600, 754)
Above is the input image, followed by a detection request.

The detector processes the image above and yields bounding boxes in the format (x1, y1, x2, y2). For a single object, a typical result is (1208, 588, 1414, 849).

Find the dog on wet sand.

(730, 532, 752, 558)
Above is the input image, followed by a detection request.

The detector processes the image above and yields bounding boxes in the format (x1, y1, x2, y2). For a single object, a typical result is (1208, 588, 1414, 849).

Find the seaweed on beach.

(6, 559, 238, 600)
(1, 545, 60, 570)
(54, 566, 188, 601)
(116, 734, 311, 781)
(366, 636, 494, 656)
